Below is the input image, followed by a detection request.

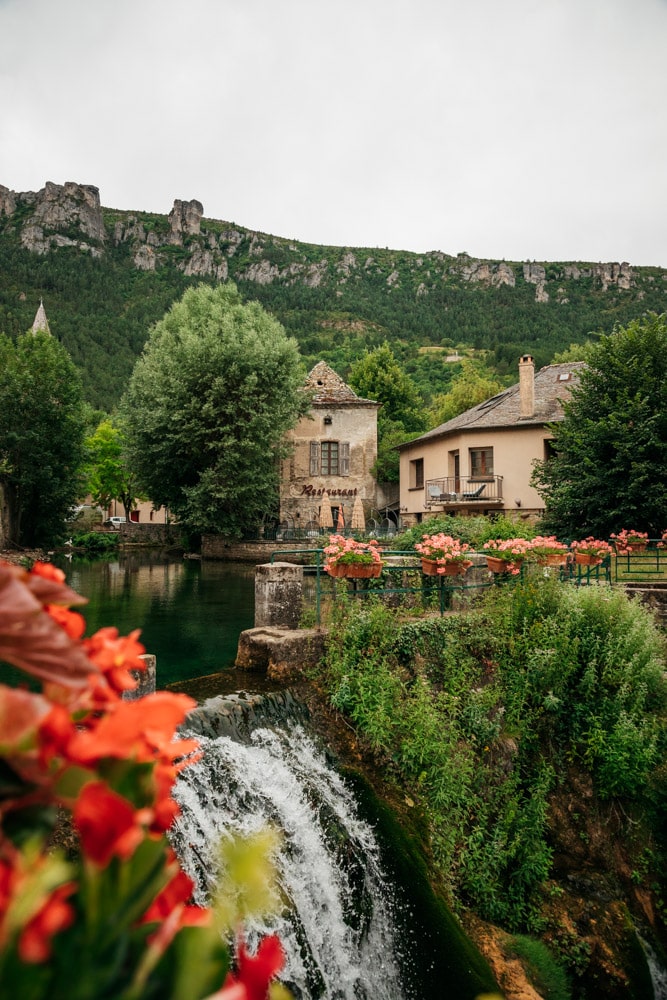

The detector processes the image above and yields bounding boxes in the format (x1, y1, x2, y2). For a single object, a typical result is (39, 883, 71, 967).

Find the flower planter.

(421, 558, 471, 576)
(486, 556, 519, 574)
(327, 562, 382, 579)
(575, 552, 602, 567)
(537, 553, 569, 567)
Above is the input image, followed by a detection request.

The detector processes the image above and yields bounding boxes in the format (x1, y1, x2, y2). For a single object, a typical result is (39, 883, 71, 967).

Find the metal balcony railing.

(424, 476, 504, 506)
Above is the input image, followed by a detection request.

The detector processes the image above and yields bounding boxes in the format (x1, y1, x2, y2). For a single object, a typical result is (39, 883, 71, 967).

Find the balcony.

(424, 476, 503, 508)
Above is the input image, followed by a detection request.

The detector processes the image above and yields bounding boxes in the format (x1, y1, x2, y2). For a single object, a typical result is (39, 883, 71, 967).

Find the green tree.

(348, 343, 425, 433)
(532, 313, 667, 538)
(0, 330, 86, 546)
(348, 343, 426, 482)
(120, 283, 306, 537)
(427, 359, 505, 427)
(550, 341, 596, 364)
(84, 418, 142, 520)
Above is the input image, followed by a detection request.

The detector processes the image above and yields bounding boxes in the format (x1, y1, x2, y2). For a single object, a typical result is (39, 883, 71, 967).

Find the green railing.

(612, 542, 666, 582)
(270, 549, 611, 626)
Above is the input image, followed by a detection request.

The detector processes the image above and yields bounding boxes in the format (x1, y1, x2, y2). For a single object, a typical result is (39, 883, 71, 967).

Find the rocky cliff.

(1, 180, 663, 303)
(1, 179, 666, 412)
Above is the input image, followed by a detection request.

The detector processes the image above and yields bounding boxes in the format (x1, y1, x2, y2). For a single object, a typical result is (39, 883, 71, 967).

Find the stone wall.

(118, 523, 184, 546)
(202, 536, 319, 562)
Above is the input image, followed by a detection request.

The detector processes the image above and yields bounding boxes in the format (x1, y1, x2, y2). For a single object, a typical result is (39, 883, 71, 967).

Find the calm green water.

(57, 553, 255, 687)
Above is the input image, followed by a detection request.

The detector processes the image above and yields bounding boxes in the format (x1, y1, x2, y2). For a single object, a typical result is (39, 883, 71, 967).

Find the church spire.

(31, 298, 51, 335)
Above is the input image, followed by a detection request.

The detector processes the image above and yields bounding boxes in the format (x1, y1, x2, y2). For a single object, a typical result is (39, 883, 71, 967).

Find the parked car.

(104, 516, 127, 529)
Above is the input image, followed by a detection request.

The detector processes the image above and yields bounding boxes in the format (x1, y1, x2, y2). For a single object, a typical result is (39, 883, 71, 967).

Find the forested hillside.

(1, 180, 665, 410)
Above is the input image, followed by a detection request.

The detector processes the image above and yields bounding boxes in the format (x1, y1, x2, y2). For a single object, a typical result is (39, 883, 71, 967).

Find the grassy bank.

(314, 576, 667, 995)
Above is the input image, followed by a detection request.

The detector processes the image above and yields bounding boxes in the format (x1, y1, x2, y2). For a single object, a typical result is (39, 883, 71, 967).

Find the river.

(58, 551, 255, 687)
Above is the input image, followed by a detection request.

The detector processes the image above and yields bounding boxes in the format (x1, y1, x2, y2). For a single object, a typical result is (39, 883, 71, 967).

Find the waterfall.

(170, 694, 407, 999)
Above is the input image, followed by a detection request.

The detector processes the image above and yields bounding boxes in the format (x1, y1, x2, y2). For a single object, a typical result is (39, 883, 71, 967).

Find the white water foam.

(171, 721, 406, 1000)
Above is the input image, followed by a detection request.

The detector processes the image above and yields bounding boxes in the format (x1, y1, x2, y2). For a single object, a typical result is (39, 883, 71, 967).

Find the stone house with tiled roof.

(279, 361, 379, 529)
(398, 355, 586, 525)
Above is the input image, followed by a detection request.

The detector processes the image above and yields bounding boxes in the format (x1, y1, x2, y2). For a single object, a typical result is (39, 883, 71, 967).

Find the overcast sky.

(1, 0, 666, 266)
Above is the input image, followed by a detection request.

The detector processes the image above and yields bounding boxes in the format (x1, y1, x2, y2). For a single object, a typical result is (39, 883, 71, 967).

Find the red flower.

(74, 782, 146, 866)
(223, 935, 285, 1000)
(18, 883, 75, 963)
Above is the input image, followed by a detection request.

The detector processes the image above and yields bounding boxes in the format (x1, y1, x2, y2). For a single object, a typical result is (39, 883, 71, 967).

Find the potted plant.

(414, 533, 473, 576)
(482, 538, 533, 575)
(323, 533, 384, 578)
(570, 537, 614, 566)
(527, 535, 570, 567)
(610, 529, 649, 554)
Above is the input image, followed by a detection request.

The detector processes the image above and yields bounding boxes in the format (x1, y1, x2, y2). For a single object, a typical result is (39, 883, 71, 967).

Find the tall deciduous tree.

(0, 330, 85, 547)
(532, 313, 667, 538)
(348, 343, 426, 482)
(120, 283, 306, 537)
(427, 359, 505, 428)
(84, 418, 141, 521)
(349, 343, 425, 433)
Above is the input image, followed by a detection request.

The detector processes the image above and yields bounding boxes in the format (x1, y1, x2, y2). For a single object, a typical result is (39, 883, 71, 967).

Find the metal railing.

(270, 548, 610, 625)
(612, 542, 666, 582)
(424, 477, 504, 507)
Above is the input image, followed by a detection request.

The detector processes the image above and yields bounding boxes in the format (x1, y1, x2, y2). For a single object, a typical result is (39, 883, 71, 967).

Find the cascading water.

(170, 692, 407, 999)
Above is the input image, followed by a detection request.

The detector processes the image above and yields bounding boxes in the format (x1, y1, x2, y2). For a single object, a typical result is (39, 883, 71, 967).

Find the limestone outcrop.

(0, 178, 648, 301)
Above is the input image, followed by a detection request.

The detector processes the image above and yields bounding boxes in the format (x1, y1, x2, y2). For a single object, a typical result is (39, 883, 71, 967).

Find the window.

(470, 447, 493, 478)
(310, 440, 350, 476)
(321, 441, 339, 475)
(410, 457, 424, 489)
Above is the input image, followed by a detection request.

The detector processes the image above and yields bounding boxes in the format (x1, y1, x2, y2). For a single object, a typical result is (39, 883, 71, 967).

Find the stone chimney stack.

(518, 354, 535, 418)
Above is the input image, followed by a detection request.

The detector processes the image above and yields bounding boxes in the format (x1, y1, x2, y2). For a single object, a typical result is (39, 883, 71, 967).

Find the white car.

(104, 516, 127, 529)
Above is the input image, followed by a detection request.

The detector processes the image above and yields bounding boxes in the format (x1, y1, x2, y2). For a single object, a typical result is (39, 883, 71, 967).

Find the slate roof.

(304, 361, 379, 407)
(400, 361, 586, 448)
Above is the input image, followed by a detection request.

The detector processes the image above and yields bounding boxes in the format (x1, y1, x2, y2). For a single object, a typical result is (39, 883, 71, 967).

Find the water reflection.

(58, 553, 255, 688)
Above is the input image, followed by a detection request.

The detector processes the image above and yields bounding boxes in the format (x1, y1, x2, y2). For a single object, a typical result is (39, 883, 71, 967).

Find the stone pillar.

(255, 562, 303, 629)
(122, 653, 156, 699)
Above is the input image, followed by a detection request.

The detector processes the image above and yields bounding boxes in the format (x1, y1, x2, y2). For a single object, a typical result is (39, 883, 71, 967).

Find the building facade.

(398, 355, 585, 525)
(279, 362, 379, 530)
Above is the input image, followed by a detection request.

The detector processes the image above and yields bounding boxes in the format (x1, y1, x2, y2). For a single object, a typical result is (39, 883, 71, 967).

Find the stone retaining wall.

(202, 536, 320, 563)
(118, 523, 183, 546)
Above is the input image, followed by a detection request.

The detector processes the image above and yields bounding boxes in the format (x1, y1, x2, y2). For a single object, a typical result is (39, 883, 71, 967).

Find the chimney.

(518, 354, 534, 418)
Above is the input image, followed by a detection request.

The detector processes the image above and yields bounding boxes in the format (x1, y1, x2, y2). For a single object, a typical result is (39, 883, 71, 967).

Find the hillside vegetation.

(1, 181, 665, 410)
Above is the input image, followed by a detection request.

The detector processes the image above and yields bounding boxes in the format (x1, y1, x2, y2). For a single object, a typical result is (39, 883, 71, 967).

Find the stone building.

(279, 362, 379, 530)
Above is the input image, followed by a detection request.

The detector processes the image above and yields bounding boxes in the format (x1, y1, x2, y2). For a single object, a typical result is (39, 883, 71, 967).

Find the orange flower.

(74, 782, 147, 866)
(67, 692, 198, 767)
(44, 604, 86, 640)
(29, 562, 66, 585)
(83, 627, 146, 693)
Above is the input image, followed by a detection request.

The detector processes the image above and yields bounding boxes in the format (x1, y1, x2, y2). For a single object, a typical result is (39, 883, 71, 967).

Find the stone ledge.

(235, 626, 327, 681)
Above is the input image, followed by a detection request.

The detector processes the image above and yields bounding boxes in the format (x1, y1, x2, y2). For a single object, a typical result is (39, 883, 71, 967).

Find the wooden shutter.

(340, 441, 350, 476)
(310, 441, 320, 475)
